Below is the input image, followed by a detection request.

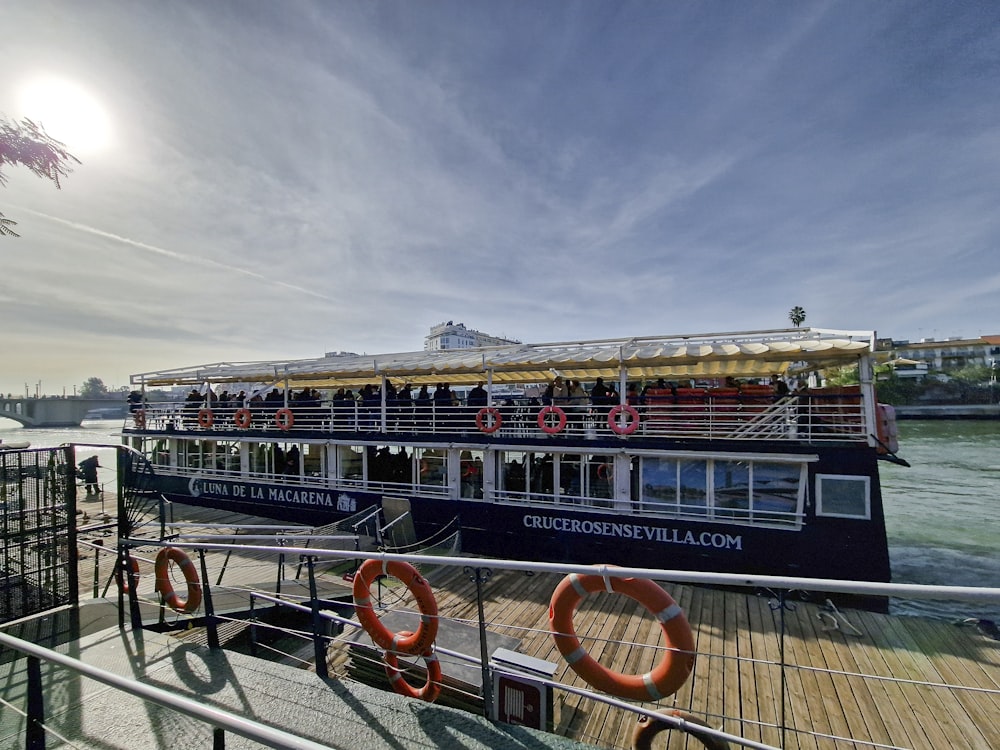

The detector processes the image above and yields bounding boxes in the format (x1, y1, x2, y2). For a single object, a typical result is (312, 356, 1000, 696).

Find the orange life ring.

(133, 409, 146, 428)
(632, 709, 730, 750)
(274, 408, 294, 431)
(154, 547, 202, 613)
(383, 640, 442, 702)
(234, 408, 252, 429)
(597, 462, 613, 481)
(537, 405, 567, 434)
(352, 559, 439, 656)
(549, 572, 695, 701)
(608, 404, 640, 435)
(116, 557, 141, 595)
(197, 409, 214, 428)
(475, 406, 502, 434)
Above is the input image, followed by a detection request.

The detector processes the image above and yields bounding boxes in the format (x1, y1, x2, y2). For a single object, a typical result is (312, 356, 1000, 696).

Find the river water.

(2, 417, 997, 620)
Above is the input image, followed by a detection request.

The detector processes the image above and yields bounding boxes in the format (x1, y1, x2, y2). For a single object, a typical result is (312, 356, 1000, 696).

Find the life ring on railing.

(233, 408, 252, 429)
(537, 405, 567, 434)
(608, 404, 640, 435)
(133, 409, 146, 428)
(383, 639, 442, 702)
(274, 408, 294, 431)
(154, 547, 202, 613)
(352, 559, 439, 656)
(631, 708, 730, 750)
(116, 557, 141, 595)
(475, 406, 502, 434)
(197, 409, 214, 428)
(549, 571, 695, 701)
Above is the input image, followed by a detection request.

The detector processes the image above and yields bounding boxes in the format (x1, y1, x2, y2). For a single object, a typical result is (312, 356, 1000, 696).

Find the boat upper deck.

(126, 327, 883, 448)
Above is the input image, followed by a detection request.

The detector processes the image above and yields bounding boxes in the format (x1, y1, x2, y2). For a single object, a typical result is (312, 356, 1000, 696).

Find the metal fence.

(0, 447, 77, 624)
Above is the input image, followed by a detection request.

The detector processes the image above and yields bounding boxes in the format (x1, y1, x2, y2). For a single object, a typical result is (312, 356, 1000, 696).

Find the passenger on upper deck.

(589, 377, 612, 406)
(771, 374, 790, 397)
(467, 381, 488, 407)
(415, 384, 432, 428)
(551, 376, 568, 406)
(567, 379, 589, 432)
(127, 390, 144, 414)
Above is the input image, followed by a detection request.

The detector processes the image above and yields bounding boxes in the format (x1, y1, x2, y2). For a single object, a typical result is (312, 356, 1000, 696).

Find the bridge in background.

(0, 397, 126, 427)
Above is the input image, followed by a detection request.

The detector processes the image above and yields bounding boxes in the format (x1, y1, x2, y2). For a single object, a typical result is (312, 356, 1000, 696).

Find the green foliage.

(788, 306, 806, 327)
(79, 377, 109, 398)
(949, 364, 991, 385)
(0, 115, 80, 237)
(823, 365, 859, 386)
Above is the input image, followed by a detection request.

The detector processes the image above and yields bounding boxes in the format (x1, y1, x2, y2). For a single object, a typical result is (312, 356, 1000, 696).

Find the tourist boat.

(120, 327, 900, 589)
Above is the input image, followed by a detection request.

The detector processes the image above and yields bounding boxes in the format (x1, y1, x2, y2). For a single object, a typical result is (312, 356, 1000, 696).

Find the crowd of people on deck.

(151, 371, 800, 434)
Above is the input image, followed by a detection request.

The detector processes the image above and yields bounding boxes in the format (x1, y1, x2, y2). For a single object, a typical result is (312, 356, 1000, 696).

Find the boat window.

(178, 439, 238, 473)
(368, 445, 411, 485)
(148, 439, 169, 466)
(248, 442, 298, 477)
(335, 445, 363, 481)
(416, 447, 447, 487)
(302, 444, 322, 476)
(816, 474, 870, 519)
(460, 450, 484, 498)
(639, 455, 802, 524)
(640, 456, 708, 516)
(752, 462, 804, 522)
(587, 455, 615, 502)
(714, 460, 750, 517)
(498, 450, 532, 498)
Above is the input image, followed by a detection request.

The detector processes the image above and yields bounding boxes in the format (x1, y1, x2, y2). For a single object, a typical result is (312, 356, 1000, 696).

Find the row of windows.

(141, 439, 872, 525)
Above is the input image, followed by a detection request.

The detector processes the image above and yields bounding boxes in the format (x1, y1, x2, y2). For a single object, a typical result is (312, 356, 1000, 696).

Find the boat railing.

(64, 529, 1000, 750)
(127, 389, 869, 445)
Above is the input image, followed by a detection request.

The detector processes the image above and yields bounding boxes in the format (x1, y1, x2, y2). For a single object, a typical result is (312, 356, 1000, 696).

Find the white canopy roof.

(131, 327, 876, 390)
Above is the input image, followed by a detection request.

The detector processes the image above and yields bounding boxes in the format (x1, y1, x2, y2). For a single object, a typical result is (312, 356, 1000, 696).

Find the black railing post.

(199, 549, 219, 649)
(305, 556, 329, 678)
(123, 549, 143, 631)
(25, 655, 45, 750)
(465, 566, 494, 719)
(248, 595, 259, 658)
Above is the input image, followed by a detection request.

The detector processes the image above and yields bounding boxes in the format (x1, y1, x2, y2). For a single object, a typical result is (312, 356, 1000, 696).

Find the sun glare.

(17, 76, 112, 154)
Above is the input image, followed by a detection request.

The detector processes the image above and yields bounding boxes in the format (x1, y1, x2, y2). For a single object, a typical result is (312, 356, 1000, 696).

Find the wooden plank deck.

(326, 565, 1000, 750)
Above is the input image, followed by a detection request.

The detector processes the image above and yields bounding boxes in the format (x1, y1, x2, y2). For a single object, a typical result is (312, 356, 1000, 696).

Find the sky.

(2, 0, 999, 398)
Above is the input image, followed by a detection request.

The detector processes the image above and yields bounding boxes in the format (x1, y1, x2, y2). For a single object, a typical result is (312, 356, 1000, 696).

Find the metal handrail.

(117, 538, 1000, 604)
(0, 632, 335, 750)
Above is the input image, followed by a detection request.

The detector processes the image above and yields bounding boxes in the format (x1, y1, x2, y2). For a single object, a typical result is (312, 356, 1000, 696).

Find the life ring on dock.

(549, 572, 695, 701)
(537, 405, 567, 434)
(233, 408, 252, 429)
(475, 406, 503, 434)
(632, 709, 730, 750)
(383, 639, 442, 702)
(197, 409, 214, 428)
(116, 557, 141, 595)
(608, 404, 640, 435)
(274, 408, 294, 431)
(133, 409, 146, 428)
(352, 559, 439, 656)
(154, 547, 202, 614)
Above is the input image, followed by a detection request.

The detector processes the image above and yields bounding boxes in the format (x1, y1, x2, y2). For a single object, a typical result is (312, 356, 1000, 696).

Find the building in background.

(877, 335, 1000, 378)
(424, 321, 521, 351)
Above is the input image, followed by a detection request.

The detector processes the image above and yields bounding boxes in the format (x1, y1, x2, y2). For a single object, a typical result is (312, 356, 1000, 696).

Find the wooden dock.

(328, 565, 1000, 750)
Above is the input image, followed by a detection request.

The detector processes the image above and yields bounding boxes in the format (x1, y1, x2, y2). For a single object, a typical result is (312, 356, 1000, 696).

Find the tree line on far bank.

(826, 363, 998, 406)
